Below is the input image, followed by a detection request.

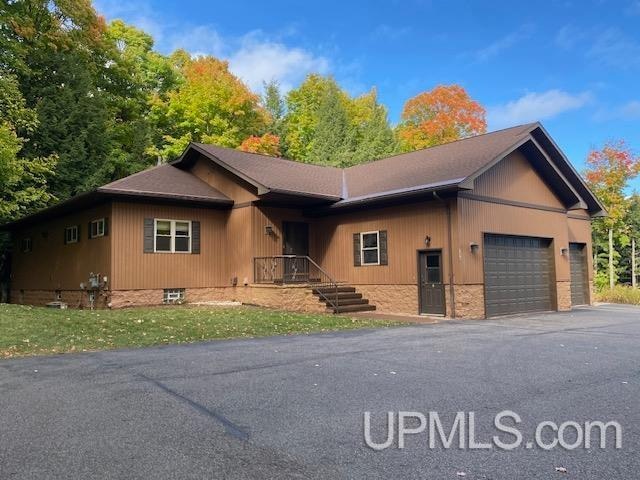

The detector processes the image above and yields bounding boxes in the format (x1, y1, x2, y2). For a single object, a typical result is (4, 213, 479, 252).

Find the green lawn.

(0, 303, 399, 358)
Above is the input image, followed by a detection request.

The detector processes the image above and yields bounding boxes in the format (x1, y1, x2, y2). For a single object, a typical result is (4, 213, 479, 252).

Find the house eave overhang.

(0, 189, 233, 231)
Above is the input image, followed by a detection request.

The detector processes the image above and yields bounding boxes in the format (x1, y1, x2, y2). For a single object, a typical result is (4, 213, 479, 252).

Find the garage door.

(569, 243, 588, 306)
(484, 234, 555, 317)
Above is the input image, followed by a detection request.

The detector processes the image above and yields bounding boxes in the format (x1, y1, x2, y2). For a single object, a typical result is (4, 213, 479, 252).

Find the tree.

(238, 134, 281, 157)
(343, 89, 397, 166)
(396, 85, 486, 151)
(148, 56, 268, 160)
(82, 20, 180, 190)
(585, 141, 640, 286)
(306, 82, 353, 166)
(282, 75, 397, 165)
(1, 0, 114, 199)
(0, 73, 56, 225)
(263, 80, 285, 129)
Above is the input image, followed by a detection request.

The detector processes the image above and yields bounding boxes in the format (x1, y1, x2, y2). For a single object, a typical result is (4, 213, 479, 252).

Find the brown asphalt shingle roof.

(99, 164, 232, 204)
(186, 124, 537, 203)
(192, 143, 343, 199)
(343, 123, 535, 200)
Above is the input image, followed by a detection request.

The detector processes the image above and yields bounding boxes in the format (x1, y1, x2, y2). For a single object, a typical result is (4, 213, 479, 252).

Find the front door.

(282, 222, 309, 282)
(418, 251, 445, 315)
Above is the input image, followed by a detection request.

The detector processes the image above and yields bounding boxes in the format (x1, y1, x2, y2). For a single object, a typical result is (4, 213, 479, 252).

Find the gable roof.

(183, 143, 343, 200)
(98, 164, 232, 204)
(1, 165, 231, 230)
(1, 122, 605, 230)
(174, 123, 604, 215)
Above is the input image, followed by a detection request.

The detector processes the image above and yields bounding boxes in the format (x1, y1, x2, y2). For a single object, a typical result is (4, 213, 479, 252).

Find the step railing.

(253, 255, 340, 312)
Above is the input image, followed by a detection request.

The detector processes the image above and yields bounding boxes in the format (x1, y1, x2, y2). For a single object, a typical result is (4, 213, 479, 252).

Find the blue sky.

(95, 0, 640, 189)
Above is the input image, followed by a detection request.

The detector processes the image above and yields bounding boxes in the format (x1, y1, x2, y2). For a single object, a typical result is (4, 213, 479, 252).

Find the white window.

(90, 218, 105, 238)
(21, 237, 32, 253)
(163, 288, 185, 304)
(154, 219, 191, 253)
(360, 231, 380, 265)
(65, 225, 79, 244)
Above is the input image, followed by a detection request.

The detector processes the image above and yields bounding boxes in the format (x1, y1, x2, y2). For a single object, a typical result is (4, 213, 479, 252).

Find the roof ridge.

(194, 142, 342, 171)
(345, 122, 539, 170)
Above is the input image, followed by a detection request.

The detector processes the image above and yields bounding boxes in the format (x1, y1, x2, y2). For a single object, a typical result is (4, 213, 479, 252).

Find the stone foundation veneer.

(11, 280, 589, 317)
(10, 289, 109, 309)
(109, 285, 326, 313)
(556, 281, 572, 311)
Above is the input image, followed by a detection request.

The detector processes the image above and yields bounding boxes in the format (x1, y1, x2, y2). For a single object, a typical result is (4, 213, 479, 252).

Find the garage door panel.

(484, 234, 554, 317)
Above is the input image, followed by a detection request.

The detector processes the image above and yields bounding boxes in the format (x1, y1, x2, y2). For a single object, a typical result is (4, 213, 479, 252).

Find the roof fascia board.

(532, 124, 607, 215)
(187, 143, 271, 195)
(527, 136, 588, 210)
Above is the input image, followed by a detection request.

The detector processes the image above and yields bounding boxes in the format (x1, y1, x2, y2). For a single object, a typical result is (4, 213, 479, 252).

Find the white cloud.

(488, 90, 592, 128)
(94, 0, 330, 94)
(168, 26, 225, 58)
(593, 100, 640, 121)
(474, 25, 533, 62)
(228, 36, 329, 93)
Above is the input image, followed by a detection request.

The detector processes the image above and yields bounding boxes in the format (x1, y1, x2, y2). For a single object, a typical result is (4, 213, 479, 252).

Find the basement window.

(154, 219, 191, 253)
(65, 225, 79, 244)
(163, 288, 185, 304)
(360, 231, 380, 265)
(90, 218, 105, 238)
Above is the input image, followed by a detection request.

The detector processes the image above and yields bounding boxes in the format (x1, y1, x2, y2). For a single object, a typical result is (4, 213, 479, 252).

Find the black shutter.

(76, 225, 81, 242)
(191, 221, 200, 254)
(103, 218, 109, 236)
(63, 228, 67, 245)
(353, 233, 361, 266)
(88, 222, 92, 239)
(144, 218, 154, 253)
(379, 230, 388, 265)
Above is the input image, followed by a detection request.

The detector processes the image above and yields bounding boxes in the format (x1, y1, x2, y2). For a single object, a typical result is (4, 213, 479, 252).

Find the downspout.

(433, 192, 456, 319)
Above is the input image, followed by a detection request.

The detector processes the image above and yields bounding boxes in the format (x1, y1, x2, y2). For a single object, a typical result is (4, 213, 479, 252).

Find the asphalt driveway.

(1, 305, 639, 479)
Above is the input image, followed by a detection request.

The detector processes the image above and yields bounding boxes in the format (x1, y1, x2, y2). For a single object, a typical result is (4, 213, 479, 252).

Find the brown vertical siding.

(111, 201, 228, 290)
(312, 201, 451, 285)
(252, 206, 311, 258)
(11, 203, 112, 291)
(455, 197, 571, 285)
(225, 206, 253, 285)
(190, 157, 259, 203)
(473, 150, 565, 209)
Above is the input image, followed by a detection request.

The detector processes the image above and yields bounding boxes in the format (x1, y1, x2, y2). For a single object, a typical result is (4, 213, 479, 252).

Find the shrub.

(595, 285, 640, 305)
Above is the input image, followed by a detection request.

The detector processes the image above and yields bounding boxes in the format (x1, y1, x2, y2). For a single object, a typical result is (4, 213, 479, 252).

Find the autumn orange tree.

(238, 133, 281, 157)
(396, 85, 486, 152)
(147, 56, 268, 160)
(585, 141, 640, 286)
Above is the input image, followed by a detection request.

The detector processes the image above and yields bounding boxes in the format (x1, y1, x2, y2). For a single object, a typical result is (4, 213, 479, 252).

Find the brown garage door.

(569, 243, 588, 306)
(484, 234, 555, 317)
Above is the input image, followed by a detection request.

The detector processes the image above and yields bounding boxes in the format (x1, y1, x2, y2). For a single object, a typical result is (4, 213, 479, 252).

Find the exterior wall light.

(424, 235, 431, 247)
(470, 242, 479, 253)
(265, 225, 274, 236)
(560, 247, 568, 256)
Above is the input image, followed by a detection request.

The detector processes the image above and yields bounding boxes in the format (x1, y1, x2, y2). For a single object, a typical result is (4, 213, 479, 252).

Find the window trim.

(154, 219, 192, 254)
(90, 218, 106, 239)
(65, 225, 79, 244)
(360, 230, 380, 266)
